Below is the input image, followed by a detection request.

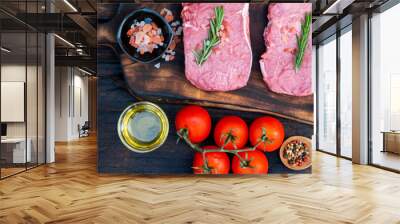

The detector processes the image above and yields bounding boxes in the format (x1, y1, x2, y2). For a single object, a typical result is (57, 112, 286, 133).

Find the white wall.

(1, 65, 40, 138)
(72, 73, 89, 138)
(55, 66, 69, 141)
(1, 65, 26, 130)
(54, 67, 89, 141)
(1, 82, 25, 122)
(1, 65, 26, 139)
(1, 63, 46, 164)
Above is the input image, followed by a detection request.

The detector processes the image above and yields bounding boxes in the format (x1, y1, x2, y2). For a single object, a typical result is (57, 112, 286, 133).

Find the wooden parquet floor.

(1, 135, 400, 224)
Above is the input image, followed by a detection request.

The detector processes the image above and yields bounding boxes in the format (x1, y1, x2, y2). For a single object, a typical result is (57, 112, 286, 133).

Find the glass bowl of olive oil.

(117, 102, 169, 153)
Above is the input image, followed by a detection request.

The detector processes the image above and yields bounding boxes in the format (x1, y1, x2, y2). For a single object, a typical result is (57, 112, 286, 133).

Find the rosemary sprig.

(193, 6, 224, 66)
(294, 13, 312, 72)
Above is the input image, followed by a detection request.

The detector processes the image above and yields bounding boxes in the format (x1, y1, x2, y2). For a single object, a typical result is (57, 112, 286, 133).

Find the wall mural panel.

(98, 3, 314, 175)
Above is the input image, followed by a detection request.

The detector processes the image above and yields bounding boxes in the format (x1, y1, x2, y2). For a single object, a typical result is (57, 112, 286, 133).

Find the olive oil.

(129, 111, 161, 143)
(118, 102, 169, 153)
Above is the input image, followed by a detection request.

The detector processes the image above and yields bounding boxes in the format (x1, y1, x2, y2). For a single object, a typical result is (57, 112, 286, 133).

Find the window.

(316, 26, 353, 159)
(339, 28, 352, 158)
(0, 1, 47, 179)
(370, 3, 400, 171)
(317, 36, 337, 154)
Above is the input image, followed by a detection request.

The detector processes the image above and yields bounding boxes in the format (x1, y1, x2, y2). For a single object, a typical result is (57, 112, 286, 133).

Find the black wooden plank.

(97, 3, 313, 174)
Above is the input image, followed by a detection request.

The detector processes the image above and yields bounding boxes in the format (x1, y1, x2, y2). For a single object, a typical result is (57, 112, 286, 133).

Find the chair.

(78, 121, 90, 138)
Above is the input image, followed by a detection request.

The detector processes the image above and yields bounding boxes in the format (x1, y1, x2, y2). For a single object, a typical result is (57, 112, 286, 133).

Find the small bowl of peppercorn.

(279, 136, 312, 171)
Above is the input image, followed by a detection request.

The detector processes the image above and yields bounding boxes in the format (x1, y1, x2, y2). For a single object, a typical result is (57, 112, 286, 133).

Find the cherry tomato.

(192, 146, 230, 174)
(232, 150, 268, 174)
(175, 105, 211, 143)
(213, 116, 248, 150)
(249, 116, 285, 152)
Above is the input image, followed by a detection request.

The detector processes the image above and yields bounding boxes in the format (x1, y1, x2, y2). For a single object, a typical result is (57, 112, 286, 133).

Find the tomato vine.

(177, 128, 269, 171)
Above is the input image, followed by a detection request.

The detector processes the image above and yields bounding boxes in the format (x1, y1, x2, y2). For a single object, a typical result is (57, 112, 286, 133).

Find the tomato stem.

(260, 127, 274, 145)
(177, 128, 268, 169)
(201, 151, 211, 173)
(177, 128, 203, 153)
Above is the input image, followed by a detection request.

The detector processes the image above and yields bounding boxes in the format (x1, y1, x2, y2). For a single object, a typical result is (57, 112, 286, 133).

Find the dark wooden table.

(97, 3, 313, 174)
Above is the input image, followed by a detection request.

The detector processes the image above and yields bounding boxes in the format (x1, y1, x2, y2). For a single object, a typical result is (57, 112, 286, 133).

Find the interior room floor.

(1, 163, 43, 178)
(372, 150, 400, 171)
(0, 167, 25, 178)
(0, 135, 400, 224)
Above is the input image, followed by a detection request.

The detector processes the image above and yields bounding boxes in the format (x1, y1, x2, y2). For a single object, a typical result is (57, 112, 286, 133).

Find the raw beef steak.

(259, 3, 312, 96)
(181, 3, 252, 91)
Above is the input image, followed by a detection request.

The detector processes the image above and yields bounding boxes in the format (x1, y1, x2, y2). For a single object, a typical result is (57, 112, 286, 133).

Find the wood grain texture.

(97, 3, 314, 174)
(99, 3, 314, 125)
(1, 136, 400, 223)
(97, 74, 312, 174)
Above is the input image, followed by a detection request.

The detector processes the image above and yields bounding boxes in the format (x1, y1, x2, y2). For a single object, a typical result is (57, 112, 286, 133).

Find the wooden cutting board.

(98, 3, 314, 125)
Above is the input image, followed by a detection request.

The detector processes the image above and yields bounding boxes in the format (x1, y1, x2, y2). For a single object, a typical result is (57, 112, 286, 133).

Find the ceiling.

(0, 0, 97, 73)
(311, 0, 392, 43)
(0, 0, 395, 74)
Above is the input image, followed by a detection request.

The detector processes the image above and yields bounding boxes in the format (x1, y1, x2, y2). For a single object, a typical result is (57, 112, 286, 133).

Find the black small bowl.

(117, 8, 173, 63)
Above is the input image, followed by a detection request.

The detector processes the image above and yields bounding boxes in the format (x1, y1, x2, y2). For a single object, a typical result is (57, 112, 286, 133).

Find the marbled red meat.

(260, 3, 312, 96)
(181, 3, 252, 91)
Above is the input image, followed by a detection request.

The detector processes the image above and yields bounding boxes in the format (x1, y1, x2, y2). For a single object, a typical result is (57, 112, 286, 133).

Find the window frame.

(367, 1, 400, 173)
(315, 24, 353, 161)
